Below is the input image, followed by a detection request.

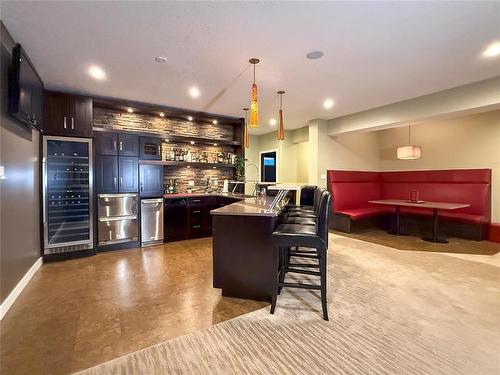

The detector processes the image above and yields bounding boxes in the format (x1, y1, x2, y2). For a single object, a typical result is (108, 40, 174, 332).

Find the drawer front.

(189, 222, 203, 236)
(98, 194, 138, 217)
(188, 197, 205, 206)
(189, 207, 204, 218)
(98, 217, 138, 244)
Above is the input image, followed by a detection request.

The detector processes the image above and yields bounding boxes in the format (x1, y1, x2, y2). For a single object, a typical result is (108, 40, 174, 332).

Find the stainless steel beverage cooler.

(140, 198, 164, 247)
(42, 136, 94, 256)
(97, 193, 138, 245)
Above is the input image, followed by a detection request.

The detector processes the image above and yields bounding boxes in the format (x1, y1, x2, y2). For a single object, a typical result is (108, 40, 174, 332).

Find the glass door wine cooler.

(43, 136, 94, 255)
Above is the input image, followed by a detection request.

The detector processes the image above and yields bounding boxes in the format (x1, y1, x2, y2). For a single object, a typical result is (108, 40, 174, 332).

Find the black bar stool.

(282, 187, 325, 225)
(271, 191, 332, 320)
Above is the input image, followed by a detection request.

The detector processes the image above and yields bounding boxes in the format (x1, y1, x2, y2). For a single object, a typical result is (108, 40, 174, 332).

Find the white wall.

(378, 110, 500, 222)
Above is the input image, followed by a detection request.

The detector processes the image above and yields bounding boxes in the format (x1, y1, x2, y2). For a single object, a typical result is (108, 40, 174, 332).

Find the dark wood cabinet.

(118, 157, 138, 193)
(118, 133, 139, 157)
(95, 155, 118, 193)
(95, 131, 118, 155)
(140, 136, 162, 160)
(164, 199, 188, 242)
(139, 164, 163, 197)
(44, 92, 93, 137)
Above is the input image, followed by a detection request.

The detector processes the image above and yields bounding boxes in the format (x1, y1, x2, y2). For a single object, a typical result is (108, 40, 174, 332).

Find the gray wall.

(0, 21, 41, 303)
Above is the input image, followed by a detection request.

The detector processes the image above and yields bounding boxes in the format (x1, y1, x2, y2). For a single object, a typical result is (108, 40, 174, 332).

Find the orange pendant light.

(277, 90, 285, 140)
(243, 107, 250, 148)
(249, 58, 260, 128)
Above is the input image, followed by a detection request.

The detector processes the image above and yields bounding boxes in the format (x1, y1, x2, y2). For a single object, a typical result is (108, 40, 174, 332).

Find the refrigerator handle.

(42, 158, 47, 224)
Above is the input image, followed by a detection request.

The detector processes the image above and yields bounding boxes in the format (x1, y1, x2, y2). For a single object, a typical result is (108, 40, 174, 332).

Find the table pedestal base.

(422, 237, 449, 244)
(388, 230, 409, 236)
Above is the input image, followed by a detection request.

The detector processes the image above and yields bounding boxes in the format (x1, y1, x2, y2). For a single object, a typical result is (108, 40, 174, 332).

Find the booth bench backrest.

(327, 169, 491, 220)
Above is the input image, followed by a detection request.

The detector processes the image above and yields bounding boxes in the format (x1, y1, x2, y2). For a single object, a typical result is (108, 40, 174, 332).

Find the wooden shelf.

(165, 134, 241, 147)
(139, 160, 235, 169)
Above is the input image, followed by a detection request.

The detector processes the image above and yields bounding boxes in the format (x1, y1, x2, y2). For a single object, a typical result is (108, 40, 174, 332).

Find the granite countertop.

(163, 192, 247, 199)
(210, 196, 283, 217)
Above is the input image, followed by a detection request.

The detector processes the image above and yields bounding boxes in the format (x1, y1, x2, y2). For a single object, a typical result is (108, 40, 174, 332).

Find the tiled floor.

(0, 238, 267, 375)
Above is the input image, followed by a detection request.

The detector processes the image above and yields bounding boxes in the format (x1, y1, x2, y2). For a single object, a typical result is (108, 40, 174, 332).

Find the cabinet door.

(118, 157, 138, 193)
(95, 132, 118, 155)
(139, 164, 164, 197)
(69, 96, 93, 137)
(44, 92, 70, 135)
(203, 203, 218, 234)
(139, 137, 162, 160)
(118, 133, 139, 157)
(95, 155, 118, 193)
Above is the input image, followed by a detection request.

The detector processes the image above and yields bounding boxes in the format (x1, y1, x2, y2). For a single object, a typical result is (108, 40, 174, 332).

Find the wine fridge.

(42, 136, 94, 256)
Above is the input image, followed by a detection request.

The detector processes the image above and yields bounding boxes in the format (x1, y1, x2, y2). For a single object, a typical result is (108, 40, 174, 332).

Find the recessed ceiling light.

(155, 56, 167, 63)
(306, 51, 324, 60)
(127, 107, 134, 113)
(189, 87, 200, 98)
(269, 118, 277, 126)
(190, 141, 195, 145)
(482, 41, 500, 58)
(213, 143, 218, 146)
(165, 139, 169, 142)
(88, 65, 106, 80)
(212, 120, 218, 125)
(187, 116, 193, 121)
(323, 99, 335, 109)
(159, 112, 165, 117)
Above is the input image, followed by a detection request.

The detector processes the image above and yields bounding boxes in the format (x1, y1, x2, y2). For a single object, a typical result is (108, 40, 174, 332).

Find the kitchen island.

(211, 197, 284, 302)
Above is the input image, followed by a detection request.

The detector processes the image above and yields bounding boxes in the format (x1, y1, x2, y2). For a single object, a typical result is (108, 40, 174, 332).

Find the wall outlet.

(320, 173, 327, 180)
(188, 180, 195, 186)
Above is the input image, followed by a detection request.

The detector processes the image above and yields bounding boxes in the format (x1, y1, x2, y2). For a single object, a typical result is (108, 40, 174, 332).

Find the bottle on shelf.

(186, 149, 192, 162)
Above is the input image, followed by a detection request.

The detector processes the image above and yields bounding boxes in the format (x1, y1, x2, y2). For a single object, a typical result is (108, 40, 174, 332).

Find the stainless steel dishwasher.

(140, 198, 164, 247)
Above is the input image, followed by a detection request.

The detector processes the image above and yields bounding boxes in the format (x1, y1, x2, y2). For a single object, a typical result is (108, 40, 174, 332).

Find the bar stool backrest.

(299, 185, 317, 206)
(317, 191, 332, 248)
(314, 187, 326, 215)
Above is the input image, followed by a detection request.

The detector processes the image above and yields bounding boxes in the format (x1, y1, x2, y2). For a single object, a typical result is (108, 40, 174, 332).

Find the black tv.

(8, 43, 44, 131)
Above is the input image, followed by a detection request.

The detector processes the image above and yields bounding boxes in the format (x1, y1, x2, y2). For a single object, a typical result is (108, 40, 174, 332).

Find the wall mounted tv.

(8, 43, 44, 131)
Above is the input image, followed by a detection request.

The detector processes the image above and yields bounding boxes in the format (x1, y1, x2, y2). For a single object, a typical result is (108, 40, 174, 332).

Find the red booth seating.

(327, 169, 491, 240)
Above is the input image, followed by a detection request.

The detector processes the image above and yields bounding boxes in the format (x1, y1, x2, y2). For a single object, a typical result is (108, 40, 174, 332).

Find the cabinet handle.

(113, 177, 117, 187)
(157, 145, 160, 155)
(119, 141, 123, 151)
(192, 210, 201, 214)
(120, 177, 123, 187)
(193, 225, 201, 229)
(140, 183, 143, 192)
(63, 117, 67, 129)
(113, 141, 117, 151)
(71, 117, 75, 129)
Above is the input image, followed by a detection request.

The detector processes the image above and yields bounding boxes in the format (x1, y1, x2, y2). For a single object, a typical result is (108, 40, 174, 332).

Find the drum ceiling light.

(397, 124, 422, 160)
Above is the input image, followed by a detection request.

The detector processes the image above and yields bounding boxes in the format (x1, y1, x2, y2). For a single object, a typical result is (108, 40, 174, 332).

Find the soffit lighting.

(190, 141, 195, 145)
(249, 58, 260, 128)
(127, 107, 134, 113)
(243, 107, 250, 148)
(482, 41, 500, 58)
(306, 51, 324, 60)
(159, 112, 165, 117)
(269, 118, 277, 126)
(187, 116, 193, 121)
(189, 86, 200, 98)
(88, 65, 106, 80)
(397, 124, 422, 160)
(323, 98, 334, 109)
(155, 56, 167, 63)
(277, 90, 285, 141)
(212, 120, 218, 125)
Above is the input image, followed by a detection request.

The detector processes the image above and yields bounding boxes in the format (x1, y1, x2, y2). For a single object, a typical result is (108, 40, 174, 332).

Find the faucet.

(245, 162, 259, 196)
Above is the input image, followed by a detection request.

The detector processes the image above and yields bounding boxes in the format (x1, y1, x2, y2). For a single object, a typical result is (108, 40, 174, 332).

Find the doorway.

(260, 151, 277, 183)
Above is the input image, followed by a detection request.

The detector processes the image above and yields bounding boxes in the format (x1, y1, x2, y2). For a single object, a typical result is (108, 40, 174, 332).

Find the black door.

(118, 157, 138, 193)
(139, 164, 164, 197)
(118, 133, 139, 157)
(95, 155, 118, 193)
(140, 136, 162, 160)
(95, 132, 118, 156)
(260, 151, 277, 183)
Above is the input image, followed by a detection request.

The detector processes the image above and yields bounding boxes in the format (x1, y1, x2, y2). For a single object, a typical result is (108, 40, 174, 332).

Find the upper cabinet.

(44, 92, 93, 137)
(95, 131, 139, 156)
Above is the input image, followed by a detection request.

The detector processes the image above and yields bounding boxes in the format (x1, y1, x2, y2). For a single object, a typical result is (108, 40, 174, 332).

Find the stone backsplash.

(93, 107, 234, 140)
(163, 165, 235, 193)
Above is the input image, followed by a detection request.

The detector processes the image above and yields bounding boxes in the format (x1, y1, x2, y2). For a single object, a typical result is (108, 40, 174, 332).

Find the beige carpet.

(76, 234, 500, 375)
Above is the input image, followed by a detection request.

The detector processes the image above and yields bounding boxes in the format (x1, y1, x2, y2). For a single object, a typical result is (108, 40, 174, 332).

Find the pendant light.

(277, 91, 285, 140)
(243, 107, 250, 148)
(249, 58, 260, 128)
(397, 124, 422, 160)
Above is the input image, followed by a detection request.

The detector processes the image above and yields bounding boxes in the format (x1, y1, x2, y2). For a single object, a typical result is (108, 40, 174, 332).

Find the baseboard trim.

(0, 257, 42, 320)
